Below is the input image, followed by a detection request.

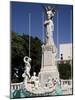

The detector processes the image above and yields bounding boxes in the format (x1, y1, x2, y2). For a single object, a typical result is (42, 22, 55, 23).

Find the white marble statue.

(22, 56, 32, 87)
(31, 72, 37, 83)
(44, 7, 55, 47)
(24, 56, 32, 78)
(31, 72, 39, 89)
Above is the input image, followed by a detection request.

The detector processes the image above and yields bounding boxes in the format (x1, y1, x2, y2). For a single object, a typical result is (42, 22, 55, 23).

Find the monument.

(22, 6, 60, 94)
(39, 7, 59, 86)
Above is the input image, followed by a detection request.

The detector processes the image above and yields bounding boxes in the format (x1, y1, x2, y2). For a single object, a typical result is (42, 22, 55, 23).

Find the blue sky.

(11, 2, 73, 46)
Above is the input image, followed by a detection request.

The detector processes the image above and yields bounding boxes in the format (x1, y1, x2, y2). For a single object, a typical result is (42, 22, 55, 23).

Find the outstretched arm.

(23, 56, 32, 65)
(44, 20, 49, 25)
(23, 56, 29, 64)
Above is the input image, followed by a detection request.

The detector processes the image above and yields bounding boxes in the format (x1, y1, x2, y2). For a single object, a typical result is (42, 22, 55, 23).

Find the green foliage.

(11, 32, 42, 82)
(58, 63, 72, 79)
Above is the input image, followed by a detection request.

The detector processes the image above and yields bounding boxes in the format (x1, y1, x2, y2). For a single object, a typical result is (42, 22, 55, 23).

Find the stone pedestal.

(39, 45, 59, 86)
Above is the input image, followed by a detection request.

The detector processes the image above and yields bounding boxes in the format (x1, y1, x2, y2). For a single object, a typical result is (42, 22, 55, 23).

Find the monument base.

(39, 67, 59, 86)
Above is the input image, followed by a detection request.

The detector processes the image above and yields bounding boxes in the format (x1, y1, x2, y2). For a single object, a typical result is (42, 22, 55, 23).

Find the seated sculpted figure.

(31, 72, 39, 89)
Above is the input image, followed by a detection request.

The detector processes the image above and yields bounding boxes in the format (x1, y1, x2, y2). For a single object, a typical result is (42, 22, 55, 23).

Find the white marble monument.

(39, 7, 59, 86)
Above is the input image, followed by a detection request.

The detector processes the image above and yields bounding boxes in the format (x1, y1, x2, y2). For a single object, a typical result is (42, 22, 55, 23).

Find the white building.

(58, 43, 72, 64)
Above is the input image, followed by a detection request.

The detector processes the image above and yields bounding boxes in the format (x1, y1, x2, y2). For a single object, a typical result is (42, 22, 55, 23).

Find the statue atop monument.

(44, 6, 55, 48)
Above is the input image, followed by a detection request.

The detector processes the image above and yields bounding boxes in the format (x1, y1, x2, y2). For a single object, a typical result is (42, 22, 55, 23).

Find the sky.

(11, 2, 73, 47)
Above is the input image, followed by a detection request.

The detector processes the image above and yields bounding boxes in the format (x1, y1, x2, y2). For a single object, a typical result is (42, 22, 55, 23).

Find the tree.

(11, 32, 42, 82)
(58, 63, 72, 79)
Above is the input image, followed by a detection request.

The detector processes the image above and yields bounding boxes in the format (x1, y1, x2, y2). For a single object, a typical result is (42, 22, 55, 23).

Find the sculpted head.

(45, 6, 55, 20)
(28, 57, 32, 62)
(33, 72, 36, 76)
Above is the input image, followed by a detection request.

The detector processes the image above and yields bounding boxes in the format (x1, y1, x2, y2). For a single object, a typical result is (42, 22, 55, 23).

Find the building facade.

(58, 43, 72, 64)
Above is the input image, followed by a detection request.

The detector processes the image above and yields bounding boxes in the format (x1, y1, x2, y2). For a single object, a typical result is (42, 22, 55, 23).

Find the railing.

(60, 80, 72, 94)
(11, 80, 72, 94)
(11, 82, 24, 92)
(60, 79, 72, 86)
